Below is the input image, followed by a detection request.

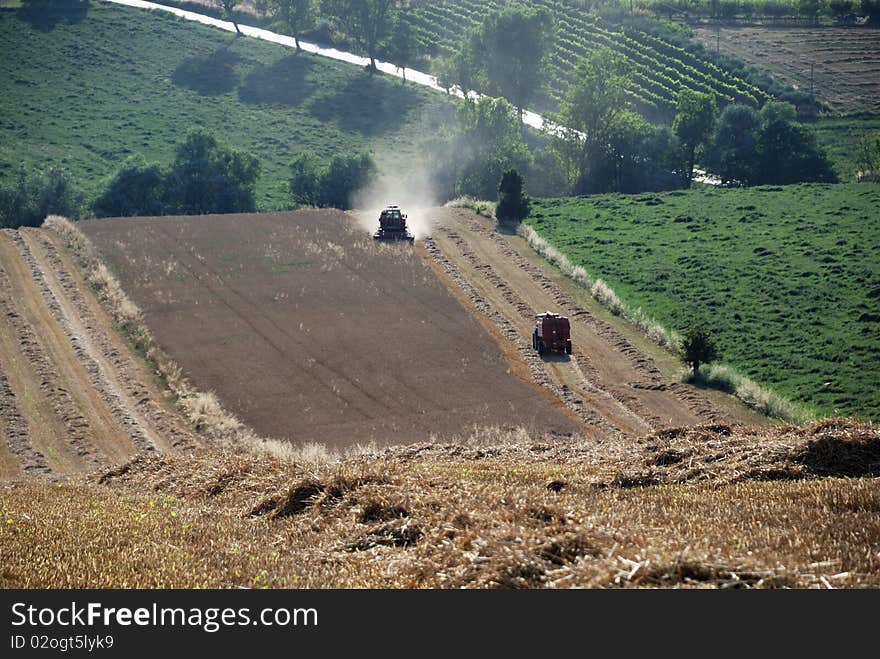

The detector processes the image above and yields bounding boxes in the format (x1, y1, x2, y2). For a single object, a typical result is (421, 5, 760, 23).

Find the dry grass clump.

(603, 419, 878, 487)
(2, 420, 876, 589)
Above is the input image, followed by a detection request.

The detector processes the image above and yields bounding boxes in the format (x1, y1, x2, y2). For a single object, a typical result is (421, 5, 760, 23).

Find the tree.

(289, 153, 323, 206)
(288, 151, 375, 210)
(381, 10, 416, 82)
(855, 130, 880, 177)
(324, 0, 395, 72)
(320, 152, 375, 209)
(756, 102, 836, 184)
(261, 0, 316, 51)
(682, 326, 718, 375)
(451, 96, 531, 200)
(707, 104, 762, 186)
(0, 166, 84, 229)
(495, 169, 530, 225)
(165, 130, 261, 215)
(93, 155, 166, 217)
(553, 49, 632, 194)
(673, 89, 716, 188)
(214, 0, 243, 35)
(469, 6, 553, 120)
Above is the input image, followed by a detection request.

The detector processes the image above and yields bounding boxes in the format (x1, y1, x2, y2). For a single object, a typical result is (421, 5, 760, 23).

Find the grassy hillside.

(0, 3, 453, 210)
(527, 183, 880, 420)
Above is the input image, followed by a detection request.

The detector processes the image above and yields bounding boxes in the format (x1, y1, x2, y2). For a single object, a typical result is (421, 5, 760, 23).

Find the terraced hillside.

(404, 0, 773, 118)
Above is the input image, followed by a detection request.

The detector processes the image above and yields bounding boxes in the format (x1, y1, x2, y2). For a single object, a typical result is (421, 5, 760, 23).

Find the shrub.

(92, 155, 166, 218)
(0, 165, 84, 228)
(164, 130, 260, 215)
(682, 326, 719, 374)
(495, 169, 530, 225)
(288, 151, 375, 210)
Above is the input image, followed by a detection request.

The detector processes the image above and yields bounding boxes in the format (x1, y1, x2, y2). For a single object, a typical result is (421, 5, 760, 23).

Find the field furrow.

(427, 210, 731, 434)
(28, 229, 200, 452)
(0, 231, 106, 474)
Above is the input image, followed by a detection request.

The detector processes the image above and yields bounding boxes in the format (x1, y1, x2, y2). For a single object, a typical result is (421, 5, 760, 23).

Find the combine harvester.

(373, 205, 415, 243)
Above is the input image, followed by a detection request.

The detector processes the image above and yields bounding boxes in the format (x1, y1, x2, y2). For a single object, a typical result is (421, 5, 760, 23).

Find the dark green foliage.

(552, 51, 683, 196)
(682, 327, 719, 374)
(495, 169, 530, 225)
(0, 166, 84, 228)
(526, 184, 880, 420)
(855, 131, 880, 177)
(706, 102, 837, 186)
(673, 89, 716, 187)
(453, 5, 554, 117)
(288, 151, 374, 210)
(323, 0, 395, 71)
(92, 156, 166, 217)
(427, 96, 531, 201)
(165, 130, 261, 215)
(706, 104, 762, 186)
(757, 103, 837, 185)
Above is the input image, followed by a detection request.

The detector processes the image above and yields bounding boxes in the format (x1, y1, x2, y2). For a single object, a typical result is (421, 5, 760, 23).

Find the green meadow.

(0, 3, 452, 210)
(527, 183, 880, 420)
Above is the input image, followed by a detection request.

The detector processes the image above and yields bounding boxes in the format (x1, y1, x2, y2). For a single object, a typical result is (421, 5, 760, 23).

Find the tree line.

(0, 130, 374, 228)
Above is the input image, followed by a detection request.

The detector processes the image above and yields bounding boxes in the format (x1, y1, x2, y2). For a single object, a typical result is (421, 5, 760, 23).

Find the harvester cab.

(533, 311, 572, 356)
(373, 205, 415, 243)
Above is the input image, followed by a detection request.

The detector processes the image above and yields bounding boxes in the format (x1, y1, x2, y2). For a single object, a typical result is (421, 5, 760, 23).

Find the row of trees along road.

(248, 0, 401, 72)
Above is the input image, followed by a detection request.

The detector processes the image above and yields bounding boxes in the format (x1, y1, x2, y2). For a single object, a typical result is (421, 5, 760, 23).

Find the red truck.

(532, 312, 572, 355)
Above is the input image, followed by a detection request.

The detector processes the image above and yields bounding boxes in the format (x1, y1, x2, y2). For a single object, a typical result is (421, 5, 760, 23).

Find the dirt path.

(424, 209, 735, 437)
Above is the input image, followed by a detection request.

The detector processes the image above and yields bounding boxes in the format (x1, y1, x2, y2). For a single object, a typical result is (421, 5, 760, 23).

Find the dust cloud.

(351, 166, 439, 240)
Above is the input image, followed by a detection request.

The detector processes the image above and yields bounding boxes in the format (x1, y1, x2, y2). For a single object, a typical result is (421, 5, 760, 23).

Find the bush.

(92, 155, 166, 217)
(0, 165, 84, 228)
(495, 169, 530, 225)
(682, 326, 719, 374)
(288, 151, 375, 210)
(164, 130, 260, 215)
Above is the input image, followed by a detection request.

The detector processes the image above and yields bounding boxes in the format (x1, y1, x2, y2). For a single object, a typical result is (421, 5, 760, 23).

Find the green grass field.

(527, 183, 880, 420)
(814, 116, 880, 181)
(0, 3, 453, 210)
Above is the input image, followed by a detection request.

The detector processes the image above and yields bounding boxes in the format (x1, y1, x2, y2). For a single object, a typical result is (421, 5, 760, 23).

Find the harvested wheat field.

(693, 25, 880, 115)
(1, 420, 877, 588)
(80, 211, 583, 449)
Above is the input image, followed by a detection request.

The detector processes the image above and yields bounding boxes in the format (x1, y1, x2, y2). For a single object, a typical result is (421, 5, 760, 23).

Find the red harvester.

(532, 312, 572, 355)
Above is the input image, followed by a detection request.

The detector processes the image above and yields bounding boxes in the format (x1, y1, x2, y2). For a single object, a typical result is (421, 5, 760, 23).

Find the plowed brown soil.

(80, 211, 584, 449)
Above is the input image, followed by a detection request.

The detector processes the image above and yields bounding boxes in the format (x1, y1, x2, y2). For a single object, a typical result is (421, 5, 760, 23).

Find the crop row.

(405, 0, 776, 118)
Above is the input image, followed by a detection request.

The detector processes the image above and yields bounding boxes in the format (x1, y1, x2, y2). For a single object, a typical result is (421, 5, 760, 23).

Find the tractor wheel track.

(427, 211, 732, 434)
(437, 226, 655, 435)
(421, 237, 625, 441)
(0, 231, 105, 474)
(21, 229, 199, 454)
